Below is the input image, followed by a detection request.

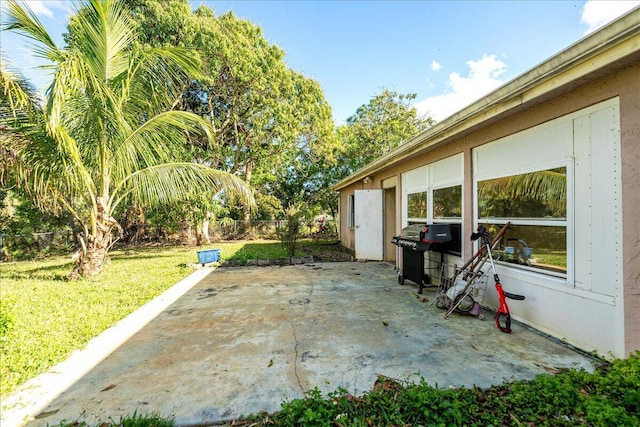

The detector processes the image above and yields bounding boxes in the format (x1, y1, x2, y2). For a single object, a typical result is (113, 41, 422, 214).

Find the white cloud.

(430, 60, 441, 72)
(414, 54, 507, 122)
(17, 1, 71, 20)
(581, 0, 640, 34)
(19, 1, 54, 19)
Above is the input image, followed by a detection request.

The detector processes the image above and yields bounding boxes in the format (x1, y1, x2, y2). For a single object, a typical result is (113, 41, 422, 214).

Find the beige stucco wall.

(336, 59, 640, 356)
(619, 65, 640, 357)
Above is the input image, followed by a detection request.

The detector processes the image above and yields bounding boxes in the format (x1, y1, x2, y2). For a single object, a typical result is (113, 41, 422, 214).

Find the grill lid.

(398, 224, 452, 243)
(398, 224, 425, 239)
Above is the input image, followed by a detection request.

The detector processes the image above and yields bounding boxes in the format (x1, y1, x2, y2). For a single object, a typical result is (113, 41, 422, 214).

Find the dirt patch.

(218, 241, 354, 267)
(300, 241, 354, 262)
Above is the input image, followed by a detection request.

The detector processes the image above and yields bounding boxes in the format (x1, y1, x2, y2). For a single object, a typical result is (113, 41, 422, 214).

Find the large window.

(477, 167, 567, 273)
(402, 155, 464, 256)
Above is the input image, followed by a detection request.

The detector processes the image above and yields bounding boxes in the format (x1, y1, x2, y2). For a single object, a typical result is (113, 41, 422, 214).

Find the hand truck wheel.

(436, 295, 450, 310)
(453, 294, 475, 312)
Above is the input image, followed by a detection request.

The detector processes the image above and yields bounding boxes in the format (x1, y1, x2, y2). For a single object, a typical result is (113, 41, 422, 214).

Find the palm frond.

(112, 163, 253, 210)
(480, 170, 566, 202)
(74, 0, 134, 82)
(0, 62, 40, 115)
(110, 110, 211, 180)
(2, 0, 65, 63)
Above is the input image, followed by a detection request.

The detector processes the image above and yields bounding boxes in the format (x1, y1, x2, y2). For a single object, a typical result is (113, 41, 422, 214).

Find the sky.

(1, 0, 639, 124)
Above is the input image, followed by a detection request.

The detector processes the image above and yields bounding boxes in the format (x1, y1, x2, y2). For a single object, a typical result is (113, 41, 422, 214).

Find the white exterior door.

(354, 189, 384, 260)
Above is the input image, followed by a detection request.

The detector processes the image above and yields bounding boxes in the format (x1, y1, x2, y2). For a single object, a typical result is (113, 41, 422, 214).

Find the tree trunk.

(195, 225, 204, 246)
(69, 197, 119, 279)
(202, 215, 211, 244)
(242, 159, 253, 233)
(68, 214, 81, 249)
(71, 243, 110, 279)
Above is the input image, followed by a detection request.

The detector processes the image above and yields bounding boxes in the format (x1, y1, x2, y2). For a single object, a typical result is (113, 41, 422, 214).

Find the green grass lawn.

(0, 246, 193, 397)
(0, 240, 349, 398)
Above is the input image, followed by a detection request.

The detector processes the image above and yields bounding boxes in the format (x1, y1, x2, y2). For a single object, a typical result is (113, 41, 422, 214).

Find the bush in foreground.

(56, 352, 639, 427)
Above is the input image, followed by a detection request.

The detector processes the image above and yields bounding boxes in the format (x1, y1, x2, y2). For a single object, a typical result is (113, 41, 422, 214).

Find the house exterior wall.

(335, 60, 640, 358)
(619, 66, 640, 356)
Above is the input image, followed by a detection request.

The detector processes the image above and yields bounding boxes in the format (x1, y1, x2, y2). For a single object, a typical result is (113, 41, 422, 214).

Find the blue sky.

(1, 0, 639, 124)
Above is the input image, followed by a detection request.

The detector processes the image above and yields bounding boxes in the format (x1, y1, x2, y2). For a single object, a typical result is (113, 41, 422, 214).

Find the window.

(402, 155, 464, 255)
(477, 167, 567, 273)
(433, 185, 462, 219)
(433, 185, 462, 254)
(407, 191, 427, 223)
(347, 194, 355, 228)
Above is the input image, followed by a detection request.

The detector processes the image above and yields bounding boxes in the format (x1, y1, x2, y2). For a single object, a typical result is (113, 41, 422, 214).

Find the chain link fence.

(0, 219, 338, 262)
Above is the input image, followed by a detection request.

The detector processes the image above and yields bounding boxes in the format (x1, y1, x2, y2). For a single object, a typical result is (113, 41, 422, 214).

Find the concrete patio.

(3, 261, 597, 427)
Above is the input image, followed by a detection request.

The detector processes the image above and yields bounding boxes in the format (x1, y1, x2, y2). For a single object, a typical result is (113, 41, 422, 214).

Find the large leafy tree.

(273, 90, 435, 218)
(0, 0, 251, 278)
(337, 89, 434, 177)
(292, 89, 434, 216)
(126, 0, 337, 222)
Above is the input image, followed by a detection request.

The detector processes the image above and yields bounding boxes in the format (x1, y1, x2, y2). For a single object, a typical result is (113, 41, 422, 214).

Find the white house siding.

(472, 98, 623, 356)
(401, 154, 465, 267)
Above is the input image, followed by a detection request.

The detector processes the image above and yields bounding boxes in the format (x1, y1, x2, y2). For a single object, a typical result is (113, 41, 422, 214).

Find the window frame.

(474, 160, 571, 279)
(347, 194, 355, 228)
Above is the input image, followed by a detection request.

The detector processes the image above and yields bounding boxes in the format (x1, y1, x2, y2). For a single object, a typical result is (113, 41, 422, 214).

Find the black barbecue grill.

(391, 223, 452, 294)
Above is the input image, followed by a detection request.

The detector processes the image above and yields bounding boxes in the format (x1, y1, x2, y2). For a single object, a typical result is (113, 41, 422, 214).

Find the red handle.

(495, 313, 512, 333)
(495, 283, 512, 333)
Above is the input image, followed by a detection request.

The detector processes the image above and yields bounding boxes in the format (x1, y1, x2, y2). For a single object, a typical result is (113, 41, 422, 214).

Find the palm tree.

(1, 0, 252, 278)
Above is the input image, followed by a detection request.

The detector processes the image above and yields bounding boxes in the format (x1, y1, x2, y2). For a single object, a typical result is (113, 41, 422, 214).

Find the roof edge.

(332, 7, 640, 191)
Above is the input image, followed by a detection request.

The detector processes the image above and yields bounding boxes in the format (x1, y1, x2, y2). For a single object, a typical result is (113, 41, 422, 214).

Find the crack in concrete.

(286, 319, 305, 395)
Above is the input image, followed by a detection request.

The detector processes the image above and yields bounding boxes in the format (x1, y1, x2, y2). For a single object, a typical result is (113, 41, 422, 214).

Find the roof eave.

(331, 7, 640, 191)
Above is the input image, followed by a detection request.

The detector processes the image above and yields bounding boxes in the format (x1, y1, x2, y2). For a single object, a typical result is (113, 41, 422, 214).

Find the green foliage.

(0, 190, 74, 260)
(1, 0, 251, 278)
(0, 294, 15, 338)
(225, 241, 292, 263)
(336, 89, 434, 177)
(129, 0, 337, 220)
(277, 205, 304, 259)
(52, 411, 173, 427)
(241, 354, 640, 426)
(228, 193, 284, 221)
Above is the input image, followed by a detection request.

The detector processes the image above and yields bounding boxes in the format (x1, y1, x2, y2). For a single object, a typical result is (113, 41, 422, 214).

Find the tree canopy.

(126, 0, 338, 221)
(1, 0, 436, 258)
(1, 0, 252, 277)
(336, 89, 434, 177)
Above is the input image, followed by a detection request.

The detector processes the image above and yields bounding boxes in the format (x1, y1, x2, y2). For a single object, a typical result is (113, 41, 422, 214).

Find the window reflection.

(433, 185, 462, 218)
(478, 167, 566, 219)
(477, 167, 567, 274)
(407, 192, 427, 220)
(482, 224, 567, 273)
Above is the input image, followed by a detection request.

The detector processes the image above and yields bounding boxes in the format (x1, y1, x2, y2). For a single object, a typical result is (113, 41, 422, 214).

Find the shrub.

(277, 204, 304, 261)
(243, 353, 640, 426)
